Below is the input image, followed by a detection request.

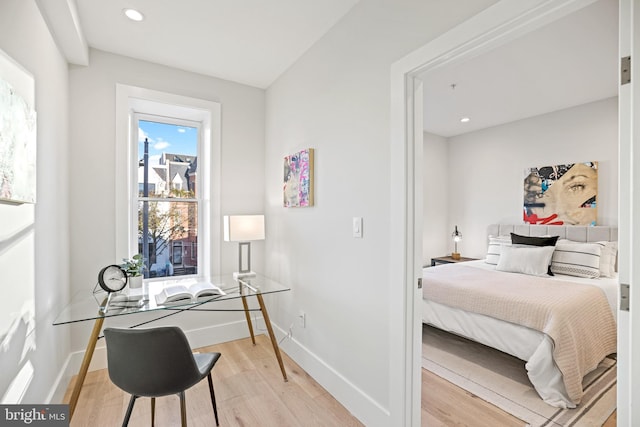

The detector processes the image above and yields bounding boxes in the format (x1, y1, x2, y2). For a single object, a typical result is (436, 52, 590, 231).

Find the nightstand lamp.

(224, 215, 265, 278)
(451, 225, 462, 260)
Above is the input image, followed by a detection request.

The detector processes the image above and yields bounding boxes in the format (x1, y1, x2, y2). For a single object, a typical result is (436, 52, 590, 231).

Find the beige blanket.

(423, 264, 617, 405)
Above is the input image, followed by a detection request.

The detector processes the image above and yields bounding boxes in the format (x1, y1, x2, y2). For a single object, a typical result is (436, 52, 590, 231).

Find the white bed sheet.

(422, 260, 618, 408)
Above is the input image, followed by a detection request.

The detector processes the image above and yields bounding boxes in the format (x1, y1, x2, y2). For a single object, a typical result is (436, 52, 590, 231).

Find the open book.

(155, 280, 226, 305)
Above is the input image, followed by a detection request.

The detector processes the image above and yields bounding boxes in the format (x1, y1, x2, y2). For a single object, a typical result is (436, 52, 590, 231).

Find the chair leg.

(122, 395, 138, 427)
(150, 397, 156, 427)
(207, 373, 219, 426)
(179, 391, 187, 427)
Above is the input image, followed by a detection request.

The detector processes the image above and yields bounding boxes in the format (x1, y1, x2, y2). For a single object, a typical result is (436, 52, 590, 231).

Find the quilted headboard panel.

(487, 224, 618, 243)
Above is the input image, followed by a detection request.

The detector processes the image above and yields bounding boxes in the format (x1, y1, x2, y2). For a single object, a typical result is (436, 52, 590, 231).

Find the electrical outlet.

(299, 311, 306, 328)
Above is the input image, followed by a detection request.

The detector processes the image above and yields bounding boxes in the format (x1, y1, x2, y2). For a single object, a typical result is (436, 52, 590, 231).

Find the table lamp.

(224, 215, 265, 278)
(451, 225, 462, 260)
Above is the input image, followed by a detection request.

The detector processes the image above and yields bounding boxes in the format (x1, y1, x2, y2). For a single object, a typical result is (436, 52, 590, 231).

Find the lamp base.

(233, 271, 257, 279)
(451, 252, 461, 260)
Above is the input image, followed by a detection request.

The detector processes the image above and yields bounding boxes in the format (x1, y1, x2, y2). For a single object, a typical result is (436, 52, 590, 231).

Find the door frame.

(617, 1, 638, 424)
(389, 0, 611, 424)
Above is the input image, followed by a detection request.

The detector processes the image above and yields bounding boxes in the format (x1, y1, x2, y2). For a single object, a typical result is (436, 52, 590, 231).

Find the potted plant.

(121, 254, 145, 289)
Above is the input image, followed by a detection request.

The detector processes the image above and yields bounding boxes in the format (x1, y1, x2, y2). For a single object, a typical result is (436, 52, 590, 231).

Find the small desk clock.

(98, 264, 128, 292)
(97, 265, 128, 313)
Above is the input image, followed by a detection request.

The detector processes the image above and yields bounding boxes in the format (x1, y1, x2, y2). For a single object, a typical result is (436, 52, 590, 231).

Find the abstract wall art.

(283, 148, 314, 207)
(523, 162, 598, 226)
(0, 49, 36, 204)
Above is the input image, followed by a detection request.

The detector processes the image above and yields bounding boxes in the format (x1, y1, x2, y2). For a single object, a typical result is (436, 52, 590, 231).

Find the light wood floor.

(65, 334, 616, 426)
(64, 334, 363, 426)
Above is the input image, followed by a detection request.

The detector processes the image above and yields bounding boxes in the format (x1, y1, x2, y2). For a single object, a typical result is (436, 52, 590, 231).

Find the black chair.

(103, 327, 221, 426)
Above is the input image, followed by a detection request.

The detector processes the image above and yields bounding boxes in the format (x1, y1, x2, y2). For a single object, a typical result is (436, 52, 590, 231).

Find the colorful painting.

(283, 148, 314, 207)
(523, 162, 597, 226)
(0, 51, 36, 204)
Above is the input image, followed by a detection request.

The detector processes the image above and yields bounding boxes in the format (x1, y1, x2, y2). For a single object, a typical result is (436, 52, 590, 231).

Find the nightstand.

(430, 255, 479, 266)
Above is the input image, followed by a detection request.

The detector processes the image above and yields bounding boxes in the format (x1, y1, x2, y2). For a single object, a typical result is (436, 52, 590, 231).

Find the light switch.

(353, 217, 363, 238)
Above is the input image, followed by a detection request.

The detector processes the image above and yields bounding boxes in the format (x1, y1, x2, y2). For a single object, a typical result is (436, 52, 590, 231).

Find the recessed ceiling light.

(123, 8, 144, 22)
(460, 117, 470, 123)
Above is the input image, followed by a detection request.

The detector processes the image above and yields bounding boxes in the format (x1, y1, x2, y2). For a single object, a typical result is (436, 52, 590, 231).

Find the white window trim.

(115, 84, 221, 278)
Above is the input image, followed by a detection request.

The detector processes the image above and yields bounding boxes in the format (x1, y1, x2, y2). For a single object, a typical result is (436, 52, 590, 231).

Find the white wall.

(446, 97, 618, 258)
(264, 0, 498, 425)
(0, 0, 70, 404)
(67, 49, 266, 352)
(423, 132, 449, 264)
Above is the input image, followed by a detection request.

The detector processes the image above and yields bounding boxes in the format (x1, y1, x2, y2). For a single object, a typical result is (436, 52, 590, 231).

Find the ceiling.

(37, 0, 360, 88)
(420, 0, 618, 138)
(37, 1, 617, 135)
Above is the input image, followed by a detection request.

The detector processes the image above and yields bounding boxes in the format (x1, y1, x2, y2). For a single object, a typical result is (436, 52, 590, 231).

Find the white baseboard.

(272, 324, 389, 426)
(48, 318, 389, 426)
(46, 353, 74, 405)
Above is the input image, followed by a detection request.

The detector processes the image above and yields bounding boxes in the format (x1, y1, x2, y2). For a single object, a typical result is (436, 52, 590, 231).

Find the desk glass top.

(53, 274, 290, 325)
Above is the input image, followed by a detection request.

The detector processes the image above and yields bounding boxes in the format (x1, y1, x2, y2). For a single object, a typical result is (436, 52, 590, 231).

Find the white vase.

(129, 275, 143, 289)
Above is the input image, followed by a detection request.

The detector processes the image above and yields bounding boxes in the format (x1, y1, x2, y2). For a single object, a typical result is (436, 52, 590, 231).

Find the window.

(135, 116, 201, 278)
(115, 85, 221, 281)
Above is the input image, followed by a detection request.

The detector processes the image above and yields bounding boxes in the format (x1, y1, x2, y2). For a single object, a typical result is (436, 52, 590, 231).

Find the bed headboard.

(487, 224, 618, 243)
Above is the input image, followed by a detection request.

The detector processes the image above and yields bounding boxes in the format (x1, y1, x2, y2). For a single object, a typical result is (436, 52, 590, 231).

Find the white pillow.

(485, 235, 511, 265)
(551, 242, 602, 278)
(556, 239, 617, 277)
(496, 245, 555, 276)
(596, 241, 618, 277)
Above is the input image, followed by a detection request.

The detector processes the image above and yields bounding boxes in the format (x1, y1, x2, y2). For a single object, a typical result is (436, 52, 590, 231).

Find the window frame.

(115, 85, 221, 280)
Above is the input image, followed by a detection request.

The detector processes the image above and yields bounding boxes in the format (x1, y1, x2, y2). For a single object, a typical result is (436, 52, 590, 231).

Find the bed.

(422, 224, 618, 409)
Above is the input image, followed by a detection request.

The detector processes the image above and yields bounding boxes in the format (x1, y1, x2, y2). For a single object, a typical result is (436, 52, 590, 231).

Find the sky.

(138, 120, 197, 165)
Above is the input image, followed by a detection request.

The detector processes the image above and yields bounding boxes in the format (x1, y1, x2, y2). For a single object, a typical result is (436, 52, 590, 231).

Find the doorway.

(389, 0, 625, 425)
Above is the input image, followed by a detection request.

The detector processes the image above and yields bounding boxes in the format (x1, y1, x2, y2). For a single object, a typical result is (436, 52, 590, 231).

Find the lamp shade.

(224, 215, 265, 242)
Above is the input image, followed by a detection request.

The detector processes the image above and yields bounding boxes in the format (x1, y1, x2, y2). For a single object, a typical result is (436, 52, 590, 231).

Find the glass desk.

(54, 274, 290, 419)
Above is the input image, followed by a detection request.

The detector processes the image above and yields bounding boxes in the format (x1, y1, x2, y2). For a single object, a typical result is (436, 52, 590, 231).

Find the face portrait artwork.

(523, 162, 598, 226)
